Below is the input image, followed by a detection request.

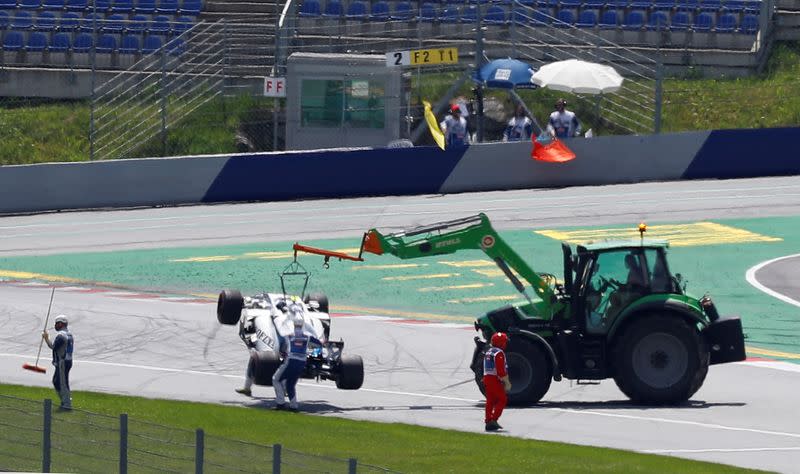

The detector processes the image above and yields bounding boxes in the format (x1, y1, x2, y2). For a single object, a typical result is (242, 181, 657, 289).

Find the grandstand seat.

(484, 5, 507, 25)
(104, 13, 126, 33)
(575, 9, 598, 27)
(622, 9, 645, 30)
(628, 0, 652, 10)
(35, 11, 58, 31)
(322, 0, 342, 17)
(511, 9, 528, 25)
(438, 6, 459, 23)
(58, 10, 80, 30)
(581, 0, 605, 8)
(531, 8, 552, 25)
(675, 0, 698, 10)
(646, 9, 669, 29)
(298, 0, 321, 17)
(49, 30, 71, 51)
(369, 1, 390, 21)
(418, 2, 437, 22)
(65, 0, 87, 10)
(96, 32, 116, 52)
(560, 0, 581, 7)
(344, 0, 366, 19)
(653, 0, 674, 9)
(739, 12, 757, 33)
(155, 0, 178, 14)
(127, 13, 148, 32)
(141, 33, 161, 52)
(72, 31, 93, 52)
(391, 2, 414, 21)
(670, 10, 691, 29)
(554, 8, 575, 27)
(26, 30, 47, 50)
(165, 36, 183, 55)
(111, 0, 133, 13)
(80, 12, 104, 32)
(715, 11, 736, 31)
(148, 14, 171, 34)
(19, 0, 42, 10)
(742, 0, 761, 14)
(180, 0, 201, 16)
(118, 32, 140, 53)
(172, 14, 192, 34)
(460, 4, 478, 23)
(41, 0, 66, 10)
(0, 0, 15, 10)
(3, 30, 24, 50)
(135, 0, 156, 14)
(598, 9, 620, 28)
(0, 10, 9, 28)
(698, 0, 720, 11)
(95, 0, 113, 12)
(11, 11, 34, 29)
(605, 0, 628, 9)
(693, 10, 713, 30)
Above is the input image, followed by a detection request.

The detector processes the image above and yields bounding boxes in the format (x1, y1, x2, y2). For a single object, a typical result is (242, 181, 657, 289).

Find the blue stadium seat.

(646, 9, 669, 29)
(698, 0, 720, 10)
(172, 14, 192, 33)
(49, 31, 71, 51)
(715, 11, 736, 31)
(439, 5, 458, 23)
(560, 0, 581, 7)
(418, 2, 436, 22)
(369, 1, 390, 21)
(391, 1, 413, 21)
(344, 0, 366, 19)
(575, 9, 598, 27)
(166, 36, 183, 55)
(741, 0, 761, 14)
(135, 0, 155, 14)
(35, 11, 58, 31)
(65, 0, 87, 10)
(155, 0, 178, 14)
(739, 12, 757, 33)
(41, 0, 66, 10)
(653, 0, 674, 9)
(58, 11, 80, 30)
(484, 5, 507, 24)
(96, 32, 116, 52)
(3, 30, 24, 50)
(0, 10, 9, 28)
(531, 8, 552, 25)
(675, 0, 698, 10)
(72, 31, 93, 52)
(322, 0, 342, 17)
(141, 33, 161, 52)
(26, 31, 47, 50)
(582, 0, 605, 8)
(605, 0, 628, 8)
(460, 4, 478, 23)
(127, 13, 148, 32)
(598, 9, 620, 28)
(693, 10, 713, 30)
(111, 0, 133, 13)
(180, 0, 201, 15)
(623, 9, 645, 29)
(299, 0, 320, 17)
(118, 32, 140, 53)
(95, 0, 113, 12)
(511, 9, 528, 25)
(0, 0, 15, 10)
(670, 10, 691, 29)
(628, 0, 652, 9)
(11, 11, 34, 29)
(19, 0, 42, 10)
(149, 14, 171, 34)
(80, 12, 104, 32)
(554, 8, 575, 27)
(104, 13, 126, 33)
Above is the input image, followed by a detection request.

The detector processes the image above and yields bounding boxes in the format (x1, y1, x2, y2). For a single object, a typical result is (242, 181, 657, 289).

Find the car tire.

(252, 351, 282, 386)
(217, 289, 243, 325)
(335, 354, 364, 390)
(304, 292, 329, 313)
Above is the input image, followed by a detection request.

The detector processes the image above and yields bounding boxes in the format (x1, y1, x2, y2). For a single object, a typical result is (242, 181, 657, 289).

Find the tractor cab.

(570, 240, 677, 335)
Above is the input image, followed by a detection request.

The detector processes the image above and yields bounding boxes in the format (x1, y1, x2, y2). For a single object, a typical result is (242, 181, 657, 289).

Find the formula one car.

(216, 255, 364, 390)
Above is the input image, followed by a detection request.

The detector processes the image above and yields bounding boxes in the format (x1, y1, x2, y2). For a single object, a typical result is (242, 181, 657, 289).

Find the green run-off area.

(1, 216, 798, 360)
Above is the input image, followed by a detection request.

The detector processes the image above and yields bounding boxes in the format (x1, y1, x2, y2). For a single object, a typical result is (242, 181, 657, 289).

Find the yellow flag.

(423, 100, 445, 151)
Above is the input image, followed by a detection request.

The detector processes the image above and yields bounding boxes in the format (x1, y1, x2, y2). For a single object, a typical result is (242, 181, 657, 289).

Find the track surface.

(3, 176, 800, 473)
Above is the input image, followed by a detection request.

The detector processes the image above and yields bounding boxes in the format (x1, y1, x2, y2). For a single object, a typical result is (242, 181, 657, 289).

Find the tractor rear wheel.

(473, 338, 553, 405)
(613, 315, 709, 405)
(217, 289, 243, 325)
(251, 351, 282, 386)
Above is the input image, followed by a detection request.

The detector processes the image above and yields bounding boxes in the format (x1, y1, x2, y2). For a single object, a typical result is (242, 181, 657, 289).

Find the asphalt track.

(2, 176, 800, 473)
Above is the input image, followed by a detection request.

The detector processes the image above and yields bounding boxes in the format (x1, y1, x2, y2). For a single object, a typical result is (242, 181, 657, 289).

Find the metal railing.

(0, 394, 397, 474)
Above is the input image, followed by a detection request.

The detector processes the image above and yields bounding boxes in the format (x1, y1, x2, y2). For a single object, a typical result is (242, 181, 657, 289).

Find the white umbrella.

(531, 59, 624, 94)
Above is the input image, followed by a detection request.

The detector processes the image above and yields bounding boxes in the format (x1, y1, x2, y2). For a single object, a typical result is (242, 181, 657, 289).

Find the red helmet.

(450, 104, 461, 114)
(490, 332, 508, 350)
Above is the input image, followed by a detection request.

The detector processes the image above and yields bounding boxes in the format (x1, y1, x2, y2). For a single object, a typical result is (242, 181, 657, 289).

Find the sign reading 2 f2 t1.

(264, 77, 286, 97)
(386, 48, 459, 67)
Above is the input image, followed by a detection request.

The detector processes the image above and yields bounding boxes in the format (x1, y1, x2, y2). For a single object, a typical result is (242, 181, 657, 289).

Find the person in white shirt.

(546, 98, 581, 139)
(439, 104, 470, 148)
(503, 105, 533, 142)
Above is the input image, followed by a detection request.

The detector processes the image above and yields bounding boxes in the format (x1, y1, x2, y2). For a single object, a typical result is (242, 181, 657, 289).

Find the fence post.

(348, 457, 357, 474)
(272, 443, 281, 474)
(195, 429, 204, 474)
(160, 46, 168, 157)
(119, 414, 128, 474)
(42, 399, 51, 473)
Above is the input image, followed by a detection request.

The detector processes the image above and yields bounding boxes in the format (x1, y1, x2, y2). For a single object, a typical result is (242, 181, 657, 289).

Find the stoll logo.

(434, 238, 461, 248)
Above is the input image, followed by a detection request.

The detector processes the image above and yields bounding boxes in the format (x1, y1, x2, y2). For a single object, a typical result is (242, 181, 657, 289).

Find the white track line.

(745, 253, 800, 308)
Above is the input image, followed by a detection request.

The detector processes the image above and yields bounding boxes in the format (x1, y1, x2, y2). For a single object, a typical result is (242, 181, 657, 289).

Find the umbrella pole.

(476, 84, 484, 143)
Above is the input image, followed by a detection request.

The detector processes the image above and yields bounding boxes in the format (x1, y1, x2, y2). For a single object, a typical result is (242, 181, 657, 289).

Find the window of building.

(301, 79, 384, 129)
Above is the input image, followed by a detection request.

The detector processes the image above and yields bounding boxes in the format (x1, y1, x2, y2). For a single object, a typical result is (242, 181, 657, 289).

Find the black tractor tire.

(251, 351, 282, 386)
(304, 292, 329, 313)
(335, 354, 364, 390)
(613, 314, 710, 405)
(217, 289, 243, 325)
(474, 338, 552, 405)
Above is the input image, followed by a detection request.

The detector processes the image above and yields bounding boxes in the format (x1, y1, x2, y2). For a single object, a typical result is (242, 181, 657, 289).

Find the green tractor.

(359, 213, 746, 405)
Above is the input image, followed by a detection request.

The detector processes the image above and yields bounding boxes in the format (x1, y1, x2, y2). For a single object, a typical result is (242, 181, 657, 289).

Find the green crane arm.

(361, 213, 557, 304)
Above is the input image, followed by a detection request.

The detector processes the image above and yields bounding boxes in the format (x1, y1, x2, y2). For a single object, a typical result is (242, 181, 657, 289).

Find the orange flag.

(531, 132, 576, 163)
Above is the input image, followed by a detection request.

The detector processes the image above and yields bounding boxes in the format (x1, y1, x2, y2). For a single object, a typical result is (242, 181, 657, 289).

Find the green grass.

(0, 384, 770, 474)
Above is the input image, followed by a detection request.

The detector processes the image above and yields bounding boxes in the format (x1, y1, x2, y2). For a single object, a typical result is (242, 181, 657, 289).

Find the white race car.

(216, 288, 364, 390)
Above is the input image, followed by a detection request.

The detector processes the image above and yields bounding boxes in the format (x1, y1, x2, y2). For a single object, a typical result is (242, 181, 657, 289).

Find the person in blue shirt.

(547, 98, 582, 139)
(503, 105, 533, 142)
(273, 303, 322, 411)
(43, 315, 74, 410)
(439, 104, 470, 149)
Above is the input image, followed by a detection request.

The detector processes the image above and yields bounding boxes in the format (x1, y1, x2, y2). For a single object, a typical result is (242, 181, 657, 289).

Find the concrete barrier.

(1, 127, 798, 215)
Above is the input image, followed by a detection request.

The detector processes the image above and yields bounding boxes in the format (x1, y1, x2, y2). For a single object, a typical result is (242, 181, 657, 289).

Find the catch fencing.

(0, 395, 397, 474)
